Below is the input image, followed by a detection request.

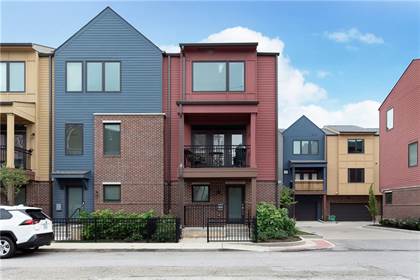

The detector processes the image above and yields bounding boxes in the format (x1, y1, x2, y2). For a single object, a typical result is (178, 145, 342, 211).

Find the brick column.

(251, 178, 257, 217)
(6, 113, 15, 168)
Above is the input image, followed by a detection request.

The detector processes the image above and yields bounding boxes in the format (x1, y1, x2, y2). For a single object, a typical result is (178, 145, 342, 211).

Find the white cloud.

(316, 70, 331, 79)
(160, 44, 180, 53)
(160, 27, 380, 128)
(325, 28, 384, 44)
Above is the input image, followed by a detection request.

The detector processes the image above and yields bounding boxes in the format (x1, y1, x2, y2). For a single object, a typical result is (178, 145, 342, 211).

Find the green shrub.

(380, 218, 420, 231)
(78, 209, 178, 241)
(256, 202, 297, 242)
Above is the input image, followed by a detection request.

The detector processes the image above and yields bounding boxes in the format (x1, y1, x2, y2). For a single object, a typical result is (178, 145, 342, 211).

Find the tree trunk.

(6, 185, 15, 205)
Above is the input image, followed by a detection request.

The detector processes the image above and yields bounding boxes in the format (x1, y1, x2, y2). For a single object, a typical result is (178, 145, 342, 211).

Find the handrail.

(70, 201, 85, 218)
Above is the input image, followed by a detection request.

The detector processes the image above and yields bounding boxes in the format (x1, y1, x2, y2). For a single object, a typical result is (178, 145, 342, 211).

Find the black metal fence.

(184, 145, 249, 168)
(207, 218, 257, 242)
(53, 217, 181, 242)
(184, 204, 252, 227)
(0, 145, 32, 170)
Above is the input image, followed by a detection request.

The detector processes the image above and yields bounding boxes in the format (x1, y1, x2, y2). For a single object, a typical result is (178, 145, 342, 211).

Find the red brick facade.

(94, 115, 165, 214)
(382, 186, 420, 219)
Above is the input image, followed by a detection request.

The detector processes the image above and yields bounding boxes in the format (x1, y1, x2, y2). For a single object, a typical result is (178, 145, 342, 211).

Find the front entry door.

(67, 186, 83, 218)
(227, 186, 244, 223)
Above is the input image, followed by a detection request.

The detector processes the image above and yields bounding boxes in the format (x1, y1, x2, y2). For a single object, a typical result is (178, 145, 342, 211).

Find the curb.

(363, 225, 420, 235)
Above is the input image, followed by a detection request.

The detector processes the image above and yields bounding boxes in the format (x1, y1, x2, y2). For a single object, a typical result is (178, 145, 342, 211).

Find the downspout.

(48, 54, 53, 218)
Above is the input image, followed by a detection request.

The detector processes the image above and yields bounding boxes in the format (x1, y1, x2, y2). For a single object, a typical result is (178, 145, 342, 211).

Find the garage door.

(330, 203, 371, 221)
(295, 196, 320, 221)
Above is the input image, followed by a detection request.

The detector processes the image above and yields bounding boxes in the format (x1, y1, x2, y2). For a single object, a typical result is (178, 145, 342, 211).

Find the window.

(348, 139, 365, 154)
(0, 209, 12, 220)
(86, 62, 120, 92)
(105, 62, 120, 92)
(0, 62, 25, 92)
(103, 184, 121, 202)
(87, 62, 102, 91)
(192, 62, 245, 92)
(103, 123, 121, 156)
(15, 185, 26, 205)
(386, 108, 394, 130)
(293, 140, 319, 155)
(192, 185, 209, 202)
(65, 124, 83, 155)
(66, 62, 83, 92)
(385, 192, 392, 204)
(228, 62, 245, 91)
(408, 142, 418, 167)
(348, 168, 365, 183)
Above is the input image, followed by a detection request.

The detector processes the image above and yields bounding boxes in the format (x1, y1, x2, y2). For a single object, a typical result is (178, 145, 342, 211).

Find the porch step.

(182, 227, 207, 238)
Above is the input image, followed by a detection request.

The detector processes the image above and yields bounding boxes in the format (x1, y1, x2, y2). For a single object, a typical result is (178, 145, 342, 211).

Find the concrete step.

(182, 227, 207, 238)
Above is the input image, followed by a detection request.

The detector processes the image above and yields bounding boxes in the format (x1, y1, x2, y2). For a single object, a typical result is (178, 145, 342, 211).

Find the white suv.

(0, 205, 54, 258)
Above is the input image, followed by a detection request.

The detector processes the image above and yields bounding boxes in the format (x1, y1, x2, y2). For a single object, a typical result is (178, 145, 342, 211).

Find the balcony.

(0, 145, 32, 170)
(294, 180, 324, 192)
(184, 145, 249, 168)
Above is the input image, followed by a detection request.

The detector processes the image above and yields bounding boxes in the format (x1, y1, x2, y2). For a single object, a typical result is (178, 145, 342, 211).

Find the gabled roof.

(282, 115, 325, 135)
(0, 43, 54, 54)
(55, 6, 161, 54)
(323, 125, 379, 135)
(379, 59, 420, 110)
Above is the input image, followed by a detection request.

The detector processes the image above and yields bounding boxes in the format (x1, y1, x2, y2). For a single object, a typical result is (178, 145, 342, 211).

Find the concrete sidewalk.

(41, 237, 334, 252)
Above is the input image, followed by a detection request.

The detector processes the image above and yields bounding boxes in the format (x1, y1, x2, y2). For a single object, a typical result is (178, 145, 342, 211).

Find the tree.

(0, 165, 29, 205)
(366, 184, 379, 224)
(279, 186, 297, 209)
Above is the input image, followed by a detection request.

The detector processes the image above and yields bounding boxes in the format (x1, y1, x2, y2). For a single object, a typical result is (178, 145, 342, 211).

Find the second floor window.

(0, 62, 25, 92)
(103, 122, 121, 156)
(348, 168, 365, 183)
(408, 142, 418, 167)
(348, 139, 364, 153)
(66, 62, 83, 92)
(293, 140, 319, 155)
(87, 62, 121, 92)
(193, 62, 244, 92)
(386, 108, 394, 130)
(65, 124, 83, 155)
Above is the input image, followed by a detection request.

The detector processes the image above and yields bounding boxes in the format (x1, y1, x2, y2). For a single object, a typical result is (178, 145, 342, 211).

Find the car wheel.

(0, 236, 16, 259)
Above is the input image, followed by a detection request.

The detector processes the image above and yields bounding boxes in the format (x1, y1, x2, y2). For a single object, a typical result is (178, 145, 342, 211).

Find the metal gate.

(207, 218, 256, 242)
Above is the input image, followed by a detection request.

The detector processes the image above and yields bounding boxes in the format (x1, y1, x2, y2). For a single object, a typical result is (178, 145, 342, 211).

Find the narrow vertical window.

(66, 62, 83, 92)
(301, 141, 309, 154)
(386, 108, 394, 130)
(65, 124, 83, 155)
(385, 192, 392, 204)
(311, 140, 319, 154)
(87, 62, 103, 92)
(0, 62, 6, 92)
(9, 62, 25, 92)
(293, 141, 301, 154)
(408, 142, 418, 167)
(104, 62, 120, 92)
(228, 62, 244, 91)
(103, 122, 121, 156)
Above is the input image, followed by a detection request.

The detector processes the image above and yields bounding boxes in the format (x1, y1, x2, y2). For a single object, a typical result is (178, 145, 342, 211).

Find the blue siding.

(282, 116, 326, 187)
(53, 8, 162, 218)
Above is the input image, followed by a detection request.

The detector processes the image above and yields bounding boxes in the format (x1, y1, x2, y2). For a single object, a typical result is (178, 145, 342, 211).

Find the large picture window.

(0, 62, 25, 92)
(408, 142, 418, 167)
(86, 62, 120, 92)
(348, 168, 365, 183)
(193, 62, 244, 92)
(103, 122, 121, 156)
(65, 124, 83, 155)
(66, 62, 83, 92)
(348, 139, 365, 154)
(192, 185, 209, 202)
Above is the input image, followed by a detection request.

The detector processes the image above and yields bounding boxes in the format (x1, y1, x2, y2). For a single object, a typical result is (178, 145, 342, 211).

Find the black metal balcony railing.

(0, 145, 32, 170)
(184, 145, 249, 168)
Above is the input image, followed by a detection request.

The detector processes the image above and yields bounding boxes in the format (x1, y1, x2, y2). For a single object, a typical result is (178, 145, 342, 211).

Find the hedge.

(256, 202, 297, 241)
(380, 218, 420, 231)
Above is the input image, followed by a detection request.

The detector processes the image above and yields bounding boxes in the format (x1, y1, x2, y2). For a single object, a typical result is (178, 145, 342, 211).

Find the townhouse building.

(52, 7, 164, 218)
(281, 116, 327, 220)
(324, 125, 381, 221)
(379, 59, 420, 219)
(163, 43, 278, 225)
(0, 43, 54, 214)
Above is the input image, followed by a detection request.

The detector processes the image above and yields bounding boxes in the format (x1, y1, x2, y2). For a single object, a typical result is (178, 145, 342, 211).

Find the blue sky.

(1, 1, 419, 127)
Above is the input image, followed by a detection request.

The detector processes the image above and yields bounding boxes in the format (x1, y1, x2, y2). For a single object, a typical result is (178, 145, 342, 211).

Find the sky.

(1, 1, 419, 128)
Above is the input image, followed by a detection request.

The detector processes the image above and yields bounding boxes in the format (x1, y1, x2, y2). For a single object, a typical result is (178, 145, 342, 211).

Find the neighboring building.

(278, 129, 284, 187)
(324, 125, 381, 221)
(282, 116, 327, 220)
(163, 43, 278, 226)
(0, 43, 54, 214)
(379, 59, 420, 219)
(52, 7, 163, 218)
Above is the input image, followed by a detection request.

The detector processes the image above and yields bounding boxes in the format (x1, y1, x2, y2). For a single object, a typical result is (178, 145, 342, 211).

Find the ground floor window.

(103, 184, 121, 202)
(385, 192, 392, 204)
(192, 185, 209, 202)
